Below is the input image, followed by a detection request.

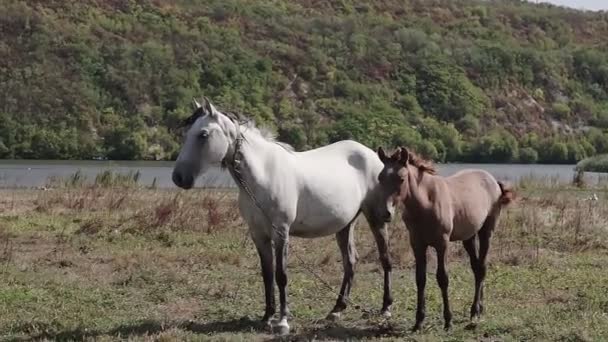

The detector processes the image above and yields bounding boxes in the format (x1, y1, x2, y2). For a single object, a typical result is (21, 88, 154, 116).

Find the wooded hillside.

(1, 0, 608, 163)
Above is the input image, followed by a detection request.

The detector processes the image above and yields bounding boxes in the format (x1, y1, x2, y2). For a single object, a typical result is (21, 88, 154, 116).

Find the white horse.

(172, 98, 395, 335)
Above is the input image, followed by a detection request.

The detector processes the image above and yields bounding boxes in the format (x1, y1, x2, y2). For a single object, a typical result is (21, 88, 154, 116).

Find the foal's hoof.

(381, 310, 392, 318)
(326, 312, 341, 321)
(411, 323, 423, 332)
(444, 322, 452, 331)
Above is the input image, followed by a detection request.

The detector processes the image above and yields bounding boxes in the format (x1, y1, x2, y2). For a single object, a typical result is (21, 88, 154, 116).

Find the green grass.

(0, 182, 607, 341)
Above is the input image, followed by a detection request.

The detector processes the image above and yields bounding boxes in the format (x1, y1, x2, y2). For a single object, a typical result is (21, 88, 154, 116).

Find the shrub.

(576, 154, 608, 173)
(278, 125, 307, 151)
(551, 102, 571, 119)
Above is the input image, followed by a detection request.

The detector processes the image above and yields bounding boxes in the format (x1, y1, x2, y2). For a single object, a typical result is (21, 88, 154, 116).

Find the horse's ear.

(203, 97, 218, 118)
(377, 146, 388, 163)
(399, 147, 410, 166)
(192, 98, 201, 109)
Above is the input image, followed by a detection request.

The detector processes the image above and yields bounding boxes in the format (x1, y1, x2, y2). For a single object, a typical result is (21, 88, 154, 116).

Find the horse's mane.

(180, 106, 294, 152)
(239, 119, 294, 152)
(408, 149, 437, 175)
(181, 107, 205, 127)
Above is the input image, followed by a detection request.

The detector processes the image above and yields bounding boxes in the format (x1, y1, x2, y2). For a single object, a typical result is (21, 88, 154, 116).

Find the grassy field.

(1, 177, 608, 341)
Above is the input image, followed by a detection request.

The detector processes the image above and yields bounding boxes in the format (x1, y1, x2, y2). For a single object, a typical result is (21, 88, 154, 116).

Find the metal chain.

(226, 133, 375, 315)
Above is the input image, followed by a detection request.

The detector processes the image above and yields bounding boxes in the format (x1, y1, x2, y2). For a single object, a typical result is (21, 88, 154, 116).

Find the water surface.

(0, 160, 598, 189)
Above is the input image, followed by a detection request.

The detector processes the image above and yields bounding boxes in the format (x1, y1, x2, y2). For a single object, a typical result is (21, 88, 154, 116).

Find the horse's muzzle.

(172, 170, 194, 189)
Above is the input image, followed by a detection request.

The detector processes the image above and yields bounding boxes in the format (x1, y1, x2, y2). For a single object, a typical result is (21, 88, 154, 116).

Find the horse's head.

(172, 98, 237, 189)
(376, 146, 410, 222)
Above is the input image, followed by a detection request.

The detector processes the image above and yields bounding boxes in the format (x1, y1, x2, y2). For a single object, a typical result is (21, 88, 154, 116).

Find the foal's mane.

(407, 149, 437, 175)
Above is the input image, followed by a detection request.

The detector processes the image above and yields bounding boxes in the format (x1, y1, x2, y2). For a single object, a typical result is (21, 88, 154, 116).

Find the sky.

(533, 0, 608, 11)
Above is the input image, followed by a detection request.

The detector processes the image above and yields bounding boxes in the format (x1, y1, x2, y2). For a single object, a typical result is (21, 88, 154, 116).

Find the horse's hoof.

(274, 325, 290, 336)
(326, 312, 341, 321)
(262, 319, 272, 331)
(444, 323, 452, 331)
(381, 310, 392, 318)
(361, 311, 371, 319)
(465, 322, 478, 331)
(273, 320, 290, 336)
(411, 324, 422, 332)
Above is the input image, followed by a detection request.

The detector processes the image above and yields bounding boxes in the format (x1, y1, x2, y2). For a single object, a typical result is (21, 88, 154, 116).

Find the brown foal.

(377, 146, 514, 331)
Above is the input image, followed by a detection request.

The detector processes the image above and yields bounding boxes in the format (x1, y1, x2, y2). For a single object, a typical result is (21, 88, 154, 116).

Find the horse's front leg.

(368, 221, 393, 317)
(273, 227, 291, 335)
(377, 225, 394, 317)
(327, 222, 357, 320)
(251, 232, 275, 328)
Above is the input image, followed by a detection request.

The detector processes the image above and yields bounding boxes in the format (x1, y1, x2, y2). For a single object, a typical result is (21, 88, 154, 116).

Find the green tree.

(415, 56, 488, 122)
(519, 147, 539, 164)
(545, 141, 569, 163)
(104, 128, 149, 160)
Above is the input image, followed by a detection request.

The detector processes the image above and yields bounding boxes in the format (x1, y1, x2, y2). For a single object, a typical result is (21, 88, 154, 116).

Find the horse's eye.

(198, 130, 209, 140)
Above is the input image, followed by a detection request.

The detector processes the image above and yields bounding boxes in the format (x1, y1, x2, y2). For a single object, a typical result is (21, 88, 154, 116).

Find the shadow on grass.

(273, 323, 402, 342)
(12, 316, 265, 341)
(11, 316, 405, 341)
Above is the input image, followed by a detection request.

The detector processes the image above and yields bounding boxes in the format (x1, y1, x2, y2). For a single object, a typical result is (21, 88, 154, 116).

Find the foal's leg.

(476, 215, 497, 317)
(463, 236, 482, 320)
(435, 238, 452, 330)
(252, 233, 275, 327)
(327, 223, 357, 320)
(412, 238, 428, 332)
(273, 229, 291, 335)
(363, 211, 393, 317)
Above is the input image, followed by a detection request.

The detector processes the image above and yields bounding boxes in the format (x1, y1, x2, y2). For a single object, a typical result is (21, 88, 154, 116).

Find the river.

(0, 160, 601, 189)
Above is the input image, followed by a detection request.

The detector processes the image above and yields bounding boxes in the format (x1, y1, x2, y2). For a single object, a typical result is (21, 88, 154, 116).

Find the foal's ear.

(377, 146, 388, 163)
(399, 147, 410, 166)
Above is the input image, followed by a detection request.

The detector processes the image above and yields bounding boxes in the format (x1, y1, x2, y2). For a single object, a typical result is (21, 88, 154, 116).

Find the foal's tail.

(497, 181, 515, 206)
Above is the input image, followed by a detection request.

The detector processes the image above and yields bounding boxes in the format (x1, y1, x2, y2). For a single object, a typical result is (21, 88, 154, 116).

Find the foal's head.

(376, 146, 436, 218)
(377, 146, 410, 196)
(375, 147, 409, 222)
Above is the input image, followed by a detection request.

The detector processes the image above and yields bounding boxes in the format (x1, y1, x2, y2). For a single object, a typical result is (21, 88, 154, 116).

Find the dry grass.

(0, 179, 607, 341)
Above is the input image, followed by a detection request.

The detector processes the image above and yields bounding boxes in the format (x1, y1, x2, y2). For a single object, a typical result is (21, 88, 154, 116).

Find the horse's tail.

(497, 181, 515, 206)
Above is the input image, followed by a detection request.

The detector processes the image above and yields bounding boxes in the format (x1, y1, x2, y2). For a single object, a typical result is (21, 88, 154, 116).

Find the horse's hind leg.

(363, 211, 393, 317)
(273, 228, 291, 335)
(463, 236, 482, 320)
(327, 222, 357, 320)
(435, 238, 452, 331)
